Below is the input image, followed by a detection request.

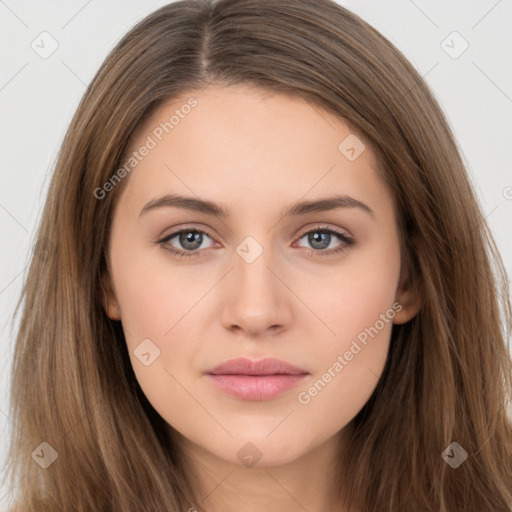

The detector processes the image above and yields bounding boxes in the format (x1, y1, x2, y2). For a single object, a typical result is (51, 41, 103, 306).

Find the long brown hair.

(4, 0, 512, 510)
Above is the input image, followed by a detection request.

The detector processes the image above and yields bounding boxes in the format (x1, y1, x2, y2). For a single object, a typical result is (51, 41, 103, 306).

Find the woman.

(4, 0, 512, 510)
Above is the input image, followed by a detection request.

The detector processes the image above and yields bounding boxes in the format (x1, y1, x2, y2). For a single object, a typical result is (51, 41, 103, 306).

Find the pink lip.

(205, 357, 309, 401)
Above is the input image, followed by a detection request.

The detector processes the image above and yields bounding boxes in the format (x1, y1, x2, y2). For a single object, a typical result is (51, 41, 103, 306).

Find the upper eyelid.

(159, 224, 217, 243)
(299, 223, 351, 236)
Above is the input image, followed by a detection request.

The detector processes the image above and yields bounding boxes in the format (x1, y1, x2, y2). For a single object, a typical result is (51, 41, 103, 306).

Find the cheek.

(293, 236, 400, 418)
(110, 241, 203, 341)
(306, 235, 401, 346)
(115, 267, 201, 433)
(109, 246, 214, 419)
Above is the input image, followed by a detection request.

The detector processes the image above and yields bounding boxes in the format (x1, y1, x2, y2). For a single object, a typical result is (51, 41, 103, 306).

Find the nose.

(220, 246, 293, 337)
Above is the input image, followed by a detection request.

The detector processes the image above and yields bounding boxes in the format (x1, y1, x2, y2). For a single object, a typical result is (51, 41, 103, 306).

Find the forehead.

(116, 84, 391, 219)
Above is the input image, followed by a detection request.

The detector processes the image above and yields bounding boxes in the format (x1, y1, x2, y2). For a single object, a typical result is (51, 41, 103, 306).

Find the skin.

(102, 84, 421, 512)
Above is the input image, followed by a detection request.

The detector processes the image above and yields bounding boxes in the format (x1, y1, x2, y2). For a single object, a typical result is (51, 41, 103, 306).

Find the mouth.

(204, 357, 309, 401)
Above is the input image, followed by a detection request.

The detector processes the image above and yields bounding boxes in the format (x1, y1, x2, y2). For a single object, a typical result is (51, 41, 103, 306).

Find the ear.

(101, 272, 121, 321)
(393, 263, 421, 325)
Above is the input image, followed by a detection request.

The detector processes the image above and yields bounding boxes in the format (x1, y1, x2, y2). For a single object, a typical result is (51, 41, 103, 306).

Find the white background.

(1, 0, 511, 504)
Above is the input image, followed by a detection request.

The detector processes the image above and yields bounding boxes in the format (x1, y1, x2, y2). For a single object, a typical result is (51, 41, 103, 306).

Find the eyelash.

(156, 224, 355, 259)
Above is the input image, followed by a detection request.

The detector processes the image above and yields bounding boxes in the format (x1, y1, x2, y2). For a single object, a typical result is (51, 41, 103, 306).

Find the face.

(103, 84, 419, 468)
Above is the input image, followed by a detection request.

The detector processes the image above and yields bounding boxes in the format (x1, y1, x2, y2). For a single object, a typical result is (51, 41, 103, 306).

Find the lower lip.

(206, 374, 309, 400)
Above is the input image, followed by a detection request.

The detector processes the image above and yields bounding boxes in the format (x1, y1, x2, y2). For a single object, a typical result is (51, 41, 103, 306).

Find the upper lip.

(206, 357, 308, 376)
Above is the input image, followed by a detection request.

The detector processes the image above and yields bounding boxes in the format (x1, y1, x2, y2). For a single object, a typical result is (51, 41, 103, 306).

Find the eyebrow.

(138, 193, 374, 219)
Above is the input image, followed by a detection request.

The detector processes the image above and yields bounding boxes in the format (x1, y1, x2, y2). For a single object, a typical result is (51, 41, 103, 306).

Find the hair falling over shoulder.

(3, 1, 512, 510)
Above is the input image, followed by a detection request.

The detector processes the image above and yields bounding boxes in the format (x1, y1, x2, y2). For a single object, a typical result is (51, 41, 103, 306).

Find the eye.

(295, 224, 355, 257)
(157, 227, 216, 259)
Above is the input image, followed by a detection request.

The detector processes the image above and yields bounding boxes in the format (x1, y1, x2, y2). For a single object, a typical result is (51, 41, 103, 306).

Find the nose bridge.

(220, 232, 292, 334)
(234, 233, 279, 300)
